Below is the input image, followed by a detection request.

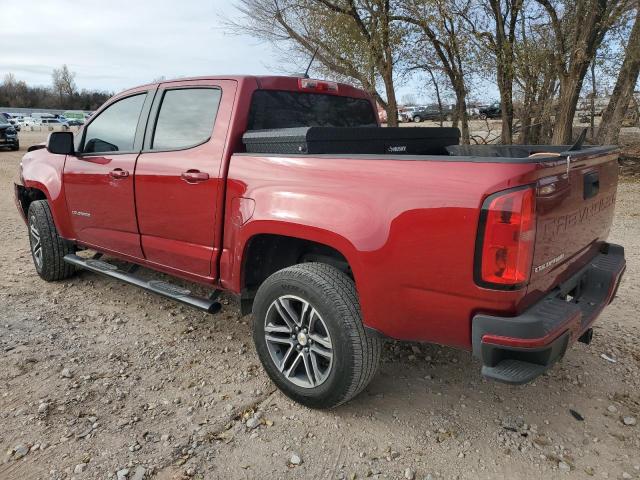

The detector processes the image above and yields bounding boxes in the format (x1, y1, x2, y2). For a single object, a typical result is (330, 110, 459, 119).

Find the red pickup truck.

(14, 76, 625, 408)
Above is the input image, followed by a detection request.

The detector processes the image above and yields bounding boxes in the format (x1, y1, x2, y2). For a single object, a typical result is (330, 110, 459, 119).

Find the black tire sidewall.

(27, 200, 74, 281)
(252, 269, 357, 408)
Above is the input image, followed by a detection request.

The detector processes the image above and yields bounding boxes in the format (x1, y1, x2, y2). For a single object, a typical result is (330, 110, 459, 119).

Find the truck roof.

(118, 75, 371, 100)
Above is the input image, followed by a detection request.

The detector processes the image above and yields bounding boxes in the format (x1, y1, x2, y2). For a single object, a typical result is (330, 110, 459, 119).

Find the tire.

(252, 263, 383, 409)
(413, 116, 421, 123)
(27, 200, 75, 281)
(479, 113, 488, 120)
(11, 142, 19, 151)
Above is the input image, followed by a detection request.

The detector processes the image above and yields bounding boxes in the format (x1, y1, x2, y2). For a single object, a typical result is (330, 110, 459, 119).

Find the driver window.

(82, 93, 146, 154)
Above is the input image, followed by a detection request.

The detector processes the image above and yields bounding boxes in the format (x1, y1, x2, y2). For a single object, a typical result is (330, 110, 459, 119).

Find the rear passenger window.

(152, 88, 221, 150)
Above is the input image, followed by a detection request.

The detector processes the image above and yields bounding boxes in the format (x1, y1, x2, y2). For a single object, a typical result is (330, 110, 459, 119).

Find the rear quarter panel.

(222, 154, 539, 349)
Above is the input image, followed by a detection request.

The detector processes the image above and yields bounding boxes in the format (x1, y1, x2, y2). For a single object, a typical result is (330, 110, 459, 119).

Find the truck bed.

(225, 142, 619, 348)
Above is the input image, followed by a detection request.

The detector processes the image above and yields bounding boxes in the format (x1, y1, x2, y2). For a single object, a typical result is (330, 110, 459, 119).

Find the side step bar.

(63, 254, 221, 314)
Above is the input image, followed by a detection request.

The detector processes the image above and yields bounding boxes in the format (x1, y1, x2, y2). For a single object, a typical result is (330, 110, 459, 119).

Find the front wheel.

(27, 200, 76, 281)
(413, 115, 421, 123)
(252, 263, 383, 409)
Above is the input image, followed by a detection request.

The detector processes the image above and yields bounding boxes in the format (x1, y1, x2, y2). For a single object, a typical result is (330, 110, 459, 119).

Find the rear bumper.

(472, 243, 626, 384)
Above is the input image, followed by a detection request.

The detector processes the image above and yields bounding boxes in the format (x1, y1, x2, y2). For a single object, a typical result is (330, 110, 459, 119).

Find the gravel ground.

(0, 131, 638, 480)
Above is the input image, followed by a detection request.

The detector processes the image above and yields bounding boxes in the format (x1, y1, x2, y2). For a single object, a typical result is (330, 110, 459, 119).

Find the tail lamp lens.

(477, 186, 536, 287)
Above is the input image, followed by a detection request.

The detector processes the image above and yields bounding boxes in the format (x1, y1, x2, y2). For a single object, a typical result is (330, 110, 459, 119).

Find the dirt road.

(1, 131, 638, 480)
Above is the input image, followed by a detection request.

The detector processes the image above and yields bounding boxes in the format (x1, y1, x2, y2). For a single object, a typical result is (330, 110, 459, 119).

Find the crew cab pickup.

(14, 76, 625, 408)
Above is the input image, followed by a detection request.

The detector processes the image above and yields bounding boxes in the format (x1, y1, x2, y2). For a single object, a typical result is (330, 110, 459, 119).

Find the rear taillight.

(475, 186, 536, 289)
(298, 78, 339, 93)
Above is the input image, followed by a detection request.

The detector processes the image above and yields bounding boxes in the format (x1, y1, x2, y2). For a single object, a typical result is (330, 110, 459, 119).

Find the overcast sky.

(0, 0, 282, 93)
(0, 0, 498, 104)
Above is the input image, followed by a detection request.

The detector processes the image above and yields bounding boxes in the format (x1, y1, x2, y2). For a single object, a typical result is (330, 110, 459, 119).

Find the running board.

(63, 254, 221, 314)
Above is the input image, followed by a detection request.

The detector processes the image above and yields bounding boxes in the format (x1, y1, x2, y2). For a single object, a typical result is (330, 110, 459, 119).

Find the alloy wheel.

(264, 295, 333, 388)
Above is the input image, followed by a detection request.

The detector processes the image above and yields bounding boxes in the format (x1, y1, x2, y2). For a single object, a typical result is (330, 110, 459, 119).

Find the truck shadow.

(337, 338, 591, 421)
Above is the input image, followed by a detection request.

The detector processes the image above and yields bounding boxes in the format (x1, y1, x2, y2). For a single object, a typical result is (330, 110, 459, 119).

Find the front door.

(64, 89, 153, 258)
(134, 80, 236, 278)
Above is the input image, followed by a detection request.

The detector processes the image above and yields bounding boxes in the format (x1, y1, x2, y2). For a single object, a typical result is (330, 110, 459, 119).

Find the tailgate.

(528, 148, 619, 294)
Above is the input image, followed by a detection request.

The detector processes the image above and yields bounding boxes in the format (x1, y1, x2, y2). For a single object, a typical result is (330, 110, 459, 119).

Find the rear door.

(134, 79, 236, 279)
(63, 87, 155, 258)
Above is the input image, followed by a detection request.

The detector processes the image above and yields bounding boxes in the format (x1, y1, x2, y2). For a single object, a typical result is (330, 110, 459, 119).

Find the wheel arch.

(15, 184, 47, 220)
(233, 229, 360, 316)
(17, 182, 73, 239)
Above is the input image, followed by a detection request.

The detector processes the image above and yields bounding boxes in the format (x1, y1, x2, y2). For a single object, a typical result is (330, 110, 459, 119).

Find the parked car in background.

(40, 118, 70, 129)
(18, 117, 36, 128)
(479, 102, 501, 119)
(1, 113, 21, 132)
(401, 106, 452, 123)
(31, 113, 57, 124)
(66, 118, 84, 127)
(0, 118, 19, 150)
(63, 110, 87, 123)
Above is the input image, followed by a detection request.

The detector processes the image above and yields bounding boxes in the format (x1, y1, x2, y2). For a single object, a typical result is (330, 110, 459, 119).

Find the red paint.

(14, 75, 620, 352)
(64, 152, 143, 257)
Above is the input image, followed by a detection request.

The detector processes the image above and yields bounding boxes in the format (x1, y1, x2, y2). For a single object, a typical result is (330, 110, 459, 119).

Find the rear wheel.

(27, 200, 75, 281)
(252, 263, 383, 409)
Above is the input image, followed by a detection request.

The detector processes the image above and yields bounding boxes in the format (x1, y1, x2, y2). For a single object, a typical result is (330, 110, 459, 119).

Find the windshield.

(247, 90, 377, 130)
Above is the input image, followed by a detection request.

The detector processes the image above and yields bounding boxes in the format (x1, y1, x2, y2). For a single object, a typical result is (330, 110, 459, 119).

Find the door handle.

(109, 168, 129, 179)
(181, 170, 209, 183)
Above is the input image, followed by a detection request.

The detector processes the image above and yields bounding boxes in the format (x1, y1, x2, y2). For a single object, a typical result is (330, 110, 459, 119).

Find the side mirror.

(47, 131, 75, 155)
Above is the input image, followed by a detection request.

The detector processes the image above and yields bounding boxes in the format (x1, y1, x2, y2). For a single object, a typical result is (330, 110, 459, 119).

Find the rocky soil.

(0, 131, 638, 480)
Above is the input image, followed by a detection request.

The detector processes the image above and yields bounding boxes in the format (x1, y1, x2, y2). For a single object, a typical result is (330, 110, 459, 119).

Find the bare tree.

(52, 65, 77, 107)
(397, 0, 472, 142)
(535, 0, 629, 144)
(231, 0, 406, 126)
(513, 5, 558, 144)
(459, 0, 524, 144)
(597, 2, 640, 144)
(1, 72, 110, 110)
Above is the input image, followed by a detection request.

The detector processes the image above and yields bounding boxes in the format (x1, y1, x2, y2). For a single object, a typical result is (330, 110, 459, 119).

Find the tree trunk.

(498, 78, 514, 144)
(552, 69, 589, 144)
(426, 68, 444, 127)
(495, 44, 515, 144)
(597, 8, 640, 144)
(590, 61, 596, 141)
(381, 69, 398, 127)
(453, 81, 470, 144)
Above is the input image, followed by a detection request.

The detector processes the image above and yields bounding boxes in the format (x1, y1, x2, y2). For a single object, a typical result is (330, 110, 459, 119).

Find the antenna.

(303, 47, 319, 78)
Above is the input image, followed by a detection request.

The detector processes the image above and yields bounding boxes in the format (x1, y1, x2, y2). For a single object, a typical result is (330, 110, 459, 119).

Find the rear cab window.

(247, 90, 377, 130)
